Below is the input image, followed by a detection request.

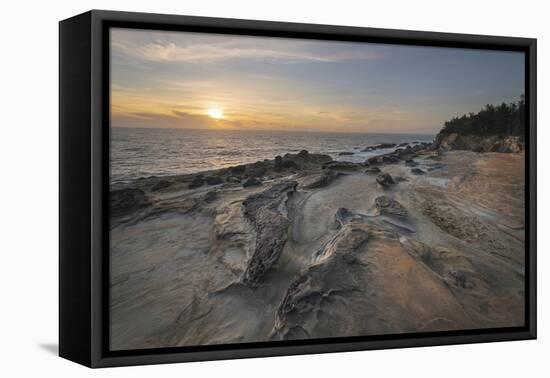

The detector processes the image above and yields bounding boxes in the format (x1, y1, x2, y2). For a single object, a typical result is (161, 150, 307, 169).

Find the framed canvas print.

(59, 10, 537, 368)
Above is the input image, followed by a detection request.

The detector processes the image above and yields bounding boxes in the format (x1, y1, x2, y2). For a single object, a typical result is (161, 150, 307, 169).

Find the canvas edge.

(59, 10, 94, 368)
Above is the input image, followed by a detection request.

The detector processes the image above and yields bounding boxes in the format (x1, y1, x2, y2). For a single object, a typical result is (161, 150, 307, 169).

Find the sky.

(110, 28, 525, 135)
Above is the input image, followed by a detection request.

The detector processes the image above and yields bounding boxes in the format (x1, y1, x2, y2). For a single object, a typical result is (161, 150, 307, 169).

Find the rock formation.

(242, 181, 297, 285)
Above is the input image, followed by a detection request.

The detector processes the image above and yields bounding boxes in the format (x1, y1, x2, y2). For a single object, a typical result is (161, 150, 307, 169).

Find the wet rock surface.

(273, 156, 299, 171)
(361, 142, 396, 151)
(151, 180, 172, 192)
(243, 178, 262, 187)
(364, 167, 381, 173)
(110, 188, 151, 218)
(376, 173, 396, 187)
(375, 195, 408, 218)
(322, 161, 360, 171)
(188, 177, 204, 189)
(109, 148, 525, 350)
(226, 176, 241, 183)
(205, 176, 223, 185)
(304, 171, 343, 189)
(411, 168, 426, 175)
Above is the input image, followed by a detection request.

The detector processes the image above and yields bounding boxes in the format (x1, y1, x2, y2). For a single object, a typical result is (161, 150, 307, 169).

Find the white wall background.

(0, 0, 547, 376)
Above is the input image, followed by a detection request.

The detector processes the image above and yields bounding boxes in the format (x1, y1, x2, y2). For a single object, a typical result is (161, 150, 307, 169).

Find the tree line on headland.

(440, 95, 525, 138)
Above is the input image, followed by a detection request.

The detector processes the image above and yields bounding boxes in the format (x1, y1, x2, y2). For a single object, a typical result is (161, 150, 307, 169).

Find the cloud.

(111, 33, 382, 64)
(112, 110, 215, 129)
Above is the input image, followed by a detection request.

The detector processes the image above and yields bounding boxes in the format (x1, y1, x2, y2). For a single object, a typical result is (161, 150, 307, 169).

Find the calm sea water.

(110, 128, 433, 184)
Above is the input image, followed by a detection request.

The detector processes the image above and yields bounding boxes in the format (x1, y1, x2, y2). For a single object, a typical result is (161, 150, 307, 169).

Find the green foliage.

(440, 95, 525, 138)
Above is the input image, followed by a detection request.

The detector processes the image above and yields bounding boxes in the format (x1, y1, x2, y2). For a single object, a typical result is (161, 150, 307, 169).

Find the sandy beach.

(109, 143, 525, 350)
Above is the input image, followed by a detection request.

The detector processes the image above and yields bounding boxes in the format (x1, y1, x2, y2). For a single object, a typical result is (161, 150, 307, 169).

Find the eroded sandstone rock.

(375, 196, 408, 218)
(242, 181, 297, 285)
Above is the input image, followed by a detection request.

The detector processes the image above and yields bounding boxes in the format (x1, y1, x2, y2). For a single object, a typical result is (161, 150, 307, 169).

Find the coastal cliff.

(433, 96, 525, 153)
(435, 133, 523, 153)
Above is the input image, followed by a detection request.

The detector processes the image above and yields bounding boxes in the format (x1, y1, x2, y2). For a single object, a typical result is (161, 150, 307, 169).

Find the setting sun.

(207, 108, 224, 119)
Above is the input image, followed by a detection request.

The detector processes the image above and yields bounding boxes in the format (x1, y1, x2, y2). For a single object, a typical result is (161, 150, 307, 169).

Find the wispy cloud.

(112, 36, 382, 64)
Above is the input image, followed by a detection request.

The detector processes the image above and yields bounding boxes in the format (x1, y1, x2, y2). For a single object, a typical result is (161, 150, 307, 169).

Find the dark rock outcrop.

(273, 156, 299, 171)
(411, 168, 426, 175)
(188, 177, 205, 189)
(226, 176, 241, 183)
(394, 148, 406, 156)
(361, 143, 396, 152)
(151, 180, 171, 192)
(246, 166, 266, 178)
(366, 149, 414, 166)
(364, 167, 381, 174)
(426, 163, 443, 171)
(322, 161, 359, 171)
(367, 156, 381, 165)
(281, 150, 332, 170)
(205, 176, 223, 185)
(243, 178, 262, 187)
(381, 154, 400, 163)
(202, 191, 217, 202)
(110, 188, 151, 218)
(230, 165, 246, 175)
(376, 173, 396, 187)
(297, 149, 309, 158)
(304, 171, 342, 189)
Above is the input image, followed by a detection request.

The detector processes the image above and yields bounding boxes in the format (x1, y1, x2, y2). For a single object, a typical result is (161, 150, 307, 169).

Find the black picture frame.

(59, 9, 537, 368)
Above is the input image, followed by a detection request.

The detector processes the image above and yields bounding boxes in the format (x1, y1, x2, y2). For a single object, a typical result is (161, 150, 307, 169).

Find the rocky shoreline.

(110, 141, 432, 206)
(109, 137, 525, 350)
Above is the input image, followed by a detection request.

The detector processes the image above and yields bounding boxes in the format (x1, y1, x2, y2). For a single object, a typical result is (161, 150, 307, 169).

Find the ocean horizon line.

(111, 125, 436, 137)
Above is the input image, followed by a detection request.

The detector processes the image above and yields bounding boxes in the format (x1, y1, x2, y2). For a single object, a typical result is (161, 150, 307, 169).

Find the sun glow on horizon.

(207, 107, 224, 120)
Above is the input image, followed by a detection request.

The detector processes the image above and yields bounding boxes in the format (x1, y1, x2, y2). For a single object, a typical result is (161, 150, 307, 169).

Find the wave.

(110, 128, 434, 183)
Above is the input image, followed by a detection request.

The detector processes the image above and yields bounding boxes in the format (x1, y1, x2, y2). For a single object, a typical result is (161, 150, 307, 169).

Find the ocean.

(110, 127, 434, 184)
